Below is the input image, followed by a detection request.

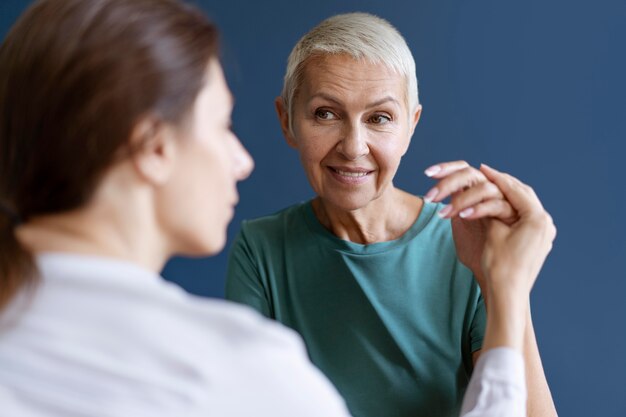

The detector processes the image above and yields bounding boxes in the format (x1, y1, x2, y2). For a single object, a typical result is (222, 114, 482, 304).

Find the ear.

(130, 118, 178, 186)
(408, 104, 423, 138)
(275, 96, 298, 148)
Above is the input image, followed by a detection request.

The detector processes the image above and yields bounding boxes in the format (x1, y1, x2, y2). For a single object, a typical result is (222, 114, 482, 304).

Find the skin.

(277, 53, 558, 416)
(16, 59, 254, 271)
(276, 54, 423, 244)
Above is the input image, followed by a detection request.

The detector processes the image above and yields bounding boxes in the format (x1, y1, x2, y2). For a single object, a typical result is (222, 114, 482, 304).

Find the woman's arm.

(225, 227, 273, 317)
(425, 162, 558, 417)
(458, 164, 557, 417)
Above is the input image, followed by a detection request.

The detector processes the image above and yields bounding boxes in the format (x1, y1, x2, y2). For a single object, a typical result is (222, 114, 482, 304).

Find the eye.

(369, 113, 392, 125)
(314, 109, 338, 121)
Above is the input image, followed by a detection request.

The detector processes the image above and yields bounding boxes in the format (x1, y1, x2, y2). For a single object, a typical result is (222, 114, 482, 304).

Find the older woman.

(226, 12, 557, 417)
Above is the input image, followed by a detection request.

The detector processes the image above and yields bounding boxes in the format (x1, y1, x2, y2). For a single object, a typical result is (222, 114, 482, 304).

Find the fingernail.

(438, 204, 452, 218)
(423, 187, 439, 203)
(459, 207, 474, 218)
(480, 163, 496, 172)
(424, 165, 442, 177)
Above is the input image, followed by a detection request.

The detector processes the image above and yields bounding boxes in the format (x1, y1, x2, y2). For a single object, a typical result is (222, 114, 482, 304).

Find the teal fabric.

(226, 200, 486, 417)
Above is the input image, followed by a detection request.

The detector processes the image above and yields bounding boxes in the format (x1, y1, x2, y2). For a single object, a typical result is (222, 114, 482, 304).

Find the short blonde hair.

(280, 12, 419, 131)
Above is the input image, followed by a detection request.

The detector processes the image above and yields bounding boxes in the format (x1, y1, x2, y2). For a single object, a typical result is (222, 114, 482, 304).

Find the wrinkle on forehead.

(298, 54, 408, 110)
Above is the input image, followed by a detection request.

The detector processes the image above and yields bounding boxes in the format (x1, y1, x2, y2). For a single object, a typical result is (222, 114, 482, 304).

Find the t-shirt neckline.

(302, 198, 439, 255)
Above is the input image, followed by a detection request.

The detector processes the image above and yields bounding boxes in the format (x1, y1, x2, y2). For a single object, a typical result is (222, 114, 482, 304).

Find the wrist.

(480, 265, 535, 352)
(485, 264, 533, 297)
(482, 286, 530, 352)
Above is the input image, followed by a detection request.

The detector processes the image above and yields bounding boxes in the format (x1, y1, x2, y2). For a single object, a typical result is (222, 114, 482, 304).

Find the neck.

(16, 177, 170, 273)
(312, 187, 423, 244)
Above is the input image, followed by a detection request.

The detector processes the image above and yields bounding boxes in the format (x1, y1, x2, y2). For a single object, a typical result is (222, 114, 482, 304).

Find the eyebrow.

(309, 93, 401, 109)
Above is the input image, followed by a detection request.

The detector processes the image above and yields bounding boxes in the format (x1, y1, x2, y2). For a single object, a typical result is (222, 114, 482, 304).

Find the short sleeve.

(470, 291, 487, 352)
(225, 225, 272, 318)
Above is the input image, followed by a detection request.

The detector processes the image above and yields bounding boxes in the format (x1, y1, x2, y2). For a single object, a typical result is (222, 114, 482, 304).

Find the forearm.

(523, 307, 558, 417)
(460, 288, 528, 417)
(481, 276, 528, 352)
(482, 289, 558, 416)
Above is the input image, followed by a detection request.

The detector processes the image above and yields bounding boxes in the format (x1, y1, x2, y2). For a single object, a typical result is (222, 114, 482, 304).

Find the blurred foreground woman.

(0, 1, 554, 416)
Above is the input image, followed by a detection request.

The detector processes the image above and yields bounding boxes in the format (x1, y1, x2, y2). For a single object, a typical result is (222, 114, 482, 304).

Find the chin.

(178, 232, 227, 258)
(321, 192, 379, 212)
(204, 236, 228, 256)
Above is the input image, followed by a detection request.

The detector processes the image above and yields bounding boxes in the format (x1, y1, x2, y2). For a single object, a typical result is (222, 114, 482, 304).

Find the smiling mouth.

(327, 167, 374, 183)
(329, 166, 373, 175)
(333, 169, 369, 177)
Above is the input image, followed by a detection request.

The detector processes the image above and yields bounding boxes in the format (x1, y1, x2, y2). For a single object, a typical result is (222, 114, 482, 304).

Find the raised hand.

(424, 161, 517, 291)
(478, 165, 557, 298)
(424, 160, 517, 222)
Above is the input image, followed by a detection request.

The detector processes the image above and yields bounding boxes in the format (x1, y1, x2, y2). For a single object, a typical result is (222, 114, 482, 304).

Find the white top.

(0, 253, 526, 417)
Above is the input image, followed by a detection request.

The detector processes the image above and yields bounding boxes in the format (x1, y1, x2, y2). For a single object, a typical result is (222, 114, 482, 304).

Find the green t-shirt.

(226, 200, 486, 417)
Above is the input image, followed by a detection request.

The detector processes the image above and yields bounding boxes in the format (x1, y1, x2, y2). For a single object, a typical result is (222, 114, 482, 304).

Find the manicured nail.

(423, 187, 439, 203)
(459, 207, 474, 218)
(438, 204, 452, 218)
(424, 165, 442, 177)
(480, 163, 496, 172)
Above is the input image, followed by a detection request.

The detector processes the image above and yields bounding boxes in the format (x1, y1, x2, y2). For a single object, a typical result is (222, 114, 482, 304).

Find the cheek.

(371, 135, 410, 171)
(300, 143, 322, 164)
(295, 120, 339, 158)
(204, 148, 233, 194)
(175, 143, 231, 213)
(298, 135, 334, 166)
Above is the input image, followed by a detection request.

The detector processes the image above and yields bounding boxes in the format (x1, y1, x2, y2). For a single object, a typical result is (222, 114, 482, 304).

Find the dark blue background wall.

(2, 1, 625, 415)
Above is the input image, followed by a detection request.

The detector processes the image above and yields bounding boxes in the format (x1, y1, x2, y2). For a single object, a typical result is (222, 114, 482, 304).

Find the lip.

(227, 200, 236, 219)
(327, 165, 374, 185)
(229, 191, 239, 208)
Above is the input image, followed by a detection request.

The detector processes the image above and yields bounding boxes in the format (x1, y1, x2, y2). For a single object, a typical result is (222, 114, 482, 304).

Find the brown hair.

(0, 0, 219, 310)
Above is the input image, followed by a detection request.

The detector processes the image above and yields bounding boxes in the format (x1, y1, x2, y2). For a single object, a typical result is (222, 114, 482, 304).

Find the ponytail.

(0, 205, 36, 312)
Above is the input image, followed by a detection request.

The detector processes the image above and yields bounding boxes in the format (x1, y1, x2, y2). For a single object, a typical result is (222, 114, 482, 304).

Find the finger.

(479, 164, 544, 216)
(424, 166, 487, 203)
(458, 199, 518, 224)
(424, 160, 470, 178)
(485, 218, 509, 244)
(444, 181, 505, 218)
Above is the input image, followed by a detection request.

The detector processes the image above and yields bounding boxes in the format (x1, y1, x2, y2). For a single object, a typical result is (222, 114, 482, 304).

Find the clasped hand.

(424, 161, 556, 300)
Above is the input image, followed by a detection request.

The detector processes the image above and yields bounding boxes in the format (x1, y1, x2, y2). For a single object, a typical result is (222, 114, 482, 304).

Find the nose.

(336, 121, 369, 160)
(231, 134, 254, 181)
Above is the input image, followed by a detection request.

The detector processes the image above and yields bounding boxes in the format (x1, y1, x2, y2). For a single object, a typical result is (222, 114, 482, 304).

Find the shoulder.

(422, 201, 453, 232)
(199, 300, 350, 416)
(232, 202, 313, 255)
(405, 200, 456, 246)
(402, 200, 472, 278)
(190, 296, 307, 351)
(199, 302, 350, 416)
(239, 201, 309, 236)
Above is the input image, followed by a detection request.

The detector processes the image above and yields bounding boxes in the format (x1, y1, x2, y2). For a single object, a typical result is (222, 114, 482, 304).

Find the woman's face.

(160, 59, 253, 255)
(282, 54, 421, 212)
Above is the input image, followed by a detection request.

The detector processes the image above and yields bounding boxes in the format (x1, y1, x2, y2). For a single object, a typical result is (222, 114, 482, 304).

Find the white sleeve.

(460, 347, 527, 417)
